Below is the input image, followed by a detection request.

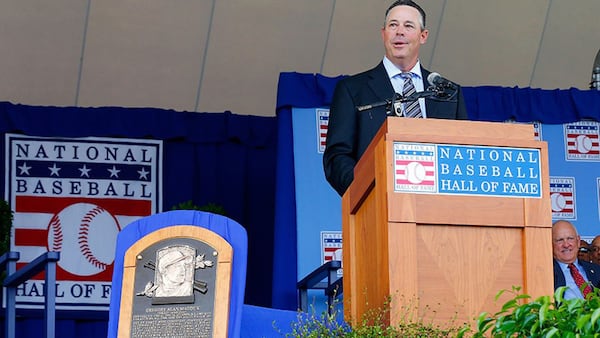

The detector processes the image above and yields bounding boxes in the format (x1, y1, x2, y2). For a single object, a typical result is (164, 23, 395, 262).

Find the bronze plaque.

(130, 238, 218, 337)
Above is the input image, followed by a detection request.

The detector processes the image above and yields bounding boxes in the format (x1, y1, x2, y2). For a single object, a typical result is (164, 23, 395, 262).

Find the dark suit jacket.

(553, 259, 600, 293)
(323, 62, 468, 196)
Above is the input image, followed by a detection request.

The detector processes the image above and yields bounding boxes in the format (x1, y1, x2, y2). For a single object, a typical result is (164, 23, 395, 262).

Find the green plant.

(284, 303, 351, 337)
(467, 285, 600, 337)
(0, 199, 13, 255)
(282, 295, 468, 337)
(170, 200, 227, 216)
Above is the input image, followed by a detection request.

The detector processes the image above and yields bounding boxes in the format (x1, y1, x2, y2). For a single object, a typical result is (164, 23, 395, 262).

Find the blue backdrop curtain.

(0, 103, 277, 337)
(272, 71, 600, 311)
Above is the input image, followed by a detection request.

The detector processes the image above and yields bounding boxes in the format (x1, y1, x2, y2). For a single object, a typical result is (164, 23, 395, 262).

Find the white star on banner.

(48, 163, 61, 177)
(79, 164, 91, 178)
(138, 167, 149, 180)
(108, 165, 120, 178)
(18, 162, 32, 175)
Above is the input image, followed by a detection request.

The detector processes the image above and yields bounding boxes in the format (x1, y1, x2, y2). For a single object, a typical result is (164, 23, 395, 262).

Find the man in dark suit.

(552, 220, 600, 300)
(323, 0, 468, 196)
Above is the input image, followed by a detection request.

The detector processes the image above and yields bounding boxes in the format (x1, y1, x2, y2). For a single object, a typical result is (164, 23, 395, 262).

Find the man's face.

(165, 261, 186, 284)
(578, 240, 591, 262)
(591, 238, 600, 264)
(552, 222, 580, 264)
(381, 5, 428, 71)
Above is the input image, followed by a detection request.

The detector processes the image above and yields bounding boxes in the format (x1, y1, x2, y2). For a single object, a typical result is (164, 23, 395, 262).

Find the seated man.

(553, 220, 600, 300)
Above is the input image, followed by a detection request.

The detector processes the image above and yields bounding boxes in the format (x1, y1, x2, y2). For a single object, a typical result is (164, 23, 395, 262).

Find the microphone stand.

(390, 90, 436, 117)
(356, 97, 395, 112)
(355, 86, 458, 116)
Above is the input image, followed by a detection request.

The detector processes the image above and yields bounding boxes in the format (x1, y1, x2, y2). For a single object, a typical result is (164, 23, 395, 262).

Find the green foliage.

(284, 304, 351, 337)
(0, 199, 13, 255)
(283, 285, 600, 337)
(283, 296, 467, 338)
(467, 285, 600, 337)
(170, 200, 227, 216)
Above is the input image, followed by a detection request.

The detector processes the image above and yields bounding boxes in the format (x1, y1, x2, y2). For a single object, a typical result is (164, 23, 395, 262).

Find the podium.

(342, 118, 553, 327)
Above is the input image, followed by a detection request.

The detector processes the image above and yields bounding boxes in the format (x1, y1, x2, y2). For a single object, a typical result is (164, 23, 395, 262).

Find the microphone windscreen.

(427, 72, 441, 86)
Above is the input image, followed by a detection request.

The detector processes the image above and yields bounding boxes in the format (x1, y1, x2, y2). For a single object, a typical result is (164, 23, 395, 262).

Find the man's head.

(578, 239, 591, 263)
(591, 235, 600, 264)
(552, 220, 580, 264)
(381, 0, 429, 72)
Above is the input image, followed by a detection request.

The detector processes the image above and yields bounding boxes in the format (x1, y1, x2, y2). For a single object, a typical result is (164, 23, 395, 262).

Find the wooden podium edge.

(117, 225, 233, 338)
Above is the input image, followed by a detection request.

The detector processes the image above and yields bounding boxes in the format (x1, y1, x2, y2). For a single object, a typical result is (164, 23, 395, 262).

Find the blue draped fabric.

(272, 72, 600, 311)
(463, 86, 600, 123)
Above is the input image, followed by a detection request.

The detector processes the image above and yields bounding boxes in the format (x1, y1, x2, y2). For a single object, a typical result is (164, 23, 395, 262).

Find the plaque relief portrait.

(136, 244, 214, 305)
(155, 247, 195, 298)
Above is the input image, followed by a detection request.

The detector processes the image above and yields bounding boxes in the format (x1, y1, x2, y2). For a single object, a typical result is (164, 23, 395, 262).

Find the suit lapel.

(367, 62, 394, 102)
(554, 259, 566, 288)
(421, 66, 443, 118)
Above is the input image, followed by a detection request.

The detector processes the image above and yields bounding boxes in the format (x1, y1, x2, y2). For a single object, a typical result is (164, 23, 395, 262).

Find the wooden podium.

(342, 118, 553, 327)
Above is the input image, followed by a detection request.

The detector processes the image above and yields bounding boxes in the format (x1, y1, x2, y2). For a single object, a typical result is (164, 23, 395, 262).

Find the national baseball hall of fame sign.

(393, 142, 542, 198)
(4, 134, 162, 310)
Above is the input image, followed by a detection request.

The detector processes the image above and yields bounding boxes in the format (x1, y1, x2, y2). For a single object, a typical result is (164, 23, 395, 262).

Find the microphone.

(356, 87, 448, 115)
(427, 72, 456, 89)
(356, 90, 438, 114)
(355, 98, 393, 112)
(356, 94, 403, 115)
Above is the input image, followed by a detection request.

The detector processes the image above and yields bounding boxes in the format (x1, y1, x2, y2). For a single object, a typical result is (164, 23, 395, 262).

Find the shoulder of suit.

(581, 261, 600, 273)
(335, 63, 386, 89)
(342, 63, 385, 81)
(584, 261, 600, 268)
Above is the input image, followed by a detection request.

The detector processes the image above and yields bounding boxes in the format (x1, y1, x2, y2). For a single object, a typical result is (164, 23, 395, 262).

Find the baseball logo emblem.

(550, 192, 567, 212)
(47, 202, 121, 276)
(405, 161, 426, 184)
(575, 135, 593, 154)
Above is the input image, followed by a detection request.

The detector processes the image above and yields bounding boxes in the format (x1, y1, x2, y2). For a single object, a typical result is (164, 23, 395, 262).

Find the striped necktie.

(400, 73, 422, 118)
(568, 263, 593, 298)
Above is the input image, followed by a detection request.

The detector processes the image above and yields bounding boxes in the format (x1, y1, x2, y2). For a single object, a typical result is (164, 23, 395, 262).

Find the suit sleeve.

(323, 80, 358, 196)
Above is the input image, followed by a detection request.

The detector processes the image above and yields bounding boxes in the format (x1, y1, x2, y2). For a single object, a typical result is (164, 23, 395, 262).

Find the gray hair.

(384, 0, 426, 30)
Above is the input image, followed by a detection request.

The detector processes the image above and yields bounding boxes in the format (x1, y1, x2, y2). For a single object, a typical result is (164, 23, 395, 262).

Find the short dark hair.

(385, 0, 427, 29)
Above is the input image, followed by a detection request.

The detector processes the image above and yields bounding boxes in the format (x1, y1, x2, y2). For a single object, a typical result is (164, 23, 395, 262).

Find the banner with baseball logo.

(5, 134, 162, 310)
